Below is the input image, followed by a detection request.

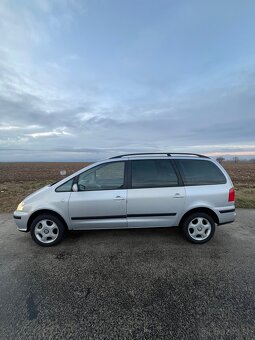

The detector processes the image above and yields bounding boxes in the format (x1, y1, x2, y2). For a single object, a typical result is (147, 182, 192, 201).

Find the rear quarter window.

(176, 159, 227, 185)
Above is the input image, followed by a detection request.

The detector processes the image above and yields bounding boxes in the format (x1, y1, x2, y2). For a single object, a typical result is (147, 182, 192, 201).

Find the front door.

(127, 159, 185, 228)
(69, 161, 127, 229)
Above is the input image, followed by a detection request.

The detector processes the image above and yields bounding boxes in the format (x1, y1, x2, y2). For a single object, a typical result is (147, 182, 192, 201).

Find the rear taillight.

(228, 187, 235, 202)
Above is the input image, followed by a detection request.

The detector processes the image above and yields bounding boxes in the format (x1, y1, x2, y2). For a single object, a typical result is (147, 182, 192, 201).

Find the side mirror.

(72, 183, 78, 192)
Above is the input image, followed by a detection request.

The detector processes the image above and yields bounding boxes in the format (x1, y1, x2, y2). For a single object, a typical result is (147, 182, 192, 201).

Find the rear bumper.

(215, 206, 236, 225)
(218, 220, 235, 226)
(13, 211, 29, 232)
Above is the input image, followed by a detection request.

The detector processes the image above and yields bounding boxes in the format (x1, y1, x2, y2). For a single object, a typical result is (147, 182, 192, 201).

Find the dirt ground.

(0, 161, 254, 212)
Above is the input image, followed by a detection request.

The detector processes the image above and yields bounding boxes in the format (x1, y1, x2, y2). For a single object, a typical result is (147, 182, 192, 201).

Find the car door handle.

(173, 193, 184, 198)
(114, 196, 125, 200)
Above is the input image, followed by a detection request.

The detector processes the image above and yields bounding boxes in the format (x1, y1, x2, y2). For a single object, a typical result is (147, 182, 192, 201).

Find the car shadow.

(66, 226, 184, 244)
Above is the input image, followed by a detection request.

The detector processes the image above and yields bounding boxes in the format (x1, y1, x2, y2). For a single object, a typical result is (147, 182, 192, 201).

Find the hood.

(24, 185, 50, 203)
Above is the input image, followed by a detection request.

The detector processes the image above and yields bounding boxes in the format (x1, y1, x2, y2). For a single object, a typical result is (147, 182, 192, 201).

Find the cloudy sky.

(0, 0, 255, 161)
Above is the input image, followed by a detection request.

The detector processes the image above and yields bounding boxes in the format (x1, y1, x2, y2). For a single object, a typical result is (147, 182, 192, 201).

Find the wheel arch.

(179, 207, 219, 227)
(27, 209, 69, 232)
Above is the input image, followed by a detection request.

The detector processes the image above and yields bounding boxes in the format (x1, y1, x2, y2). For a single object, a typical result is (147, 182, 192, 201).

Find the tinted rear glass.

(131, 159, 178, 188)
(176, 159, 226, 185)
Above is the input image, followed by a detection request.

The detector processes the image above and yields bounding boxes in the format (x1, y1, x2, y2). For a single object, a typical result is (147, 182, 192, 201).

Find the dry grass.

(234, 188, 255, 208)
(0, 161, 254, 213)
(221, 161, 255, 209)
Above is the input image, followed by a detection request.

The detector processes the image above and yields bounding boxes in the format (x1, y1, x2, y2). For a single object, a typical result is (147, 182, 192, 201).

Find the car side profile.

(13, 153, 236, 246)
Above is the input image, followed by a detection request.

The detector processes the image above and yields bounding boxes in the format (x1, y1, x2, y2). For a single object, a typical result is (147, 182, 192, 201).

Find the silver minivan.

(13, 153, 236, 246)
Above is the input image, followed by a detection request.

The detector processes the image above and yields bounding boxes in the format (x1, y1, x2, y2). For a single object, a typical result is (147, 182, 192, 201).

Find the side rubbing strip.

(71, 215, 126, 220)
(71, 213, 177, 220)
(128, 213, 177, 217)
(219, 209, 235, 214)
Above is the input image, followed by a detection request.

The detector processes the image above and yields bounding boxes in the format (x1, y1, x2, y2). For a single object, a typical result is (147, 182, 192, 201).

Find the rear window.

(176, 159, 226, 185)
(131, 159, 179, 188)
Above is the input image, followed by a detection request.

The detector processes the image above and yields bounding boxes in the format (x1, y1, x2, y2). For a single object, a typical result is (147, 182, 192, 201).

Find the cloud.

(0, 0, 254, 160)
(0, 57, 255, 160)
(207, 151, 255, 157)
(26, 128, 71, 138)
(0, 124, 42, 131)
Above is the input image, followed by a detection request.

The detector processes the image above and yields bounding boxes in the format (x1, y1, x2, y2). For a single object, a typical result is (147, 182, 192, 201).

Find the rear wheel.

(182, 212, 215, 244)
(30, 214, 65, 246)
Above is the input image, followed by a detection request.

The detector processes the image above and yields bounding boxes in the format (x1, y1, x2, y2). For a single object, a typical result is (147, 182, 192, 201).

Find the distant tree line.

(216, 157, 255, 164)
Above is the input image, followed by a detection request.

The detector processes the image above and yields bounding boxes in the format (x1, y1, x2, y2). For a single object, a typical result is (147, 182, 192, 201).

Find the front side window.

(131, 159, 179, 188)
(56, 178, 74, 192)
(176, 159, 227, 185)
(77, 162, 125, 191)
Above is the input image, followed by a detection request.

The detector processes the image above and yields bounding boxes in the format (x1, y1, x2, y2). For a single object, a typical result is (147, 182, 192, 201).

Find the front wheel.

(30, 214, 65, 246)
(182, 212, 215, 244)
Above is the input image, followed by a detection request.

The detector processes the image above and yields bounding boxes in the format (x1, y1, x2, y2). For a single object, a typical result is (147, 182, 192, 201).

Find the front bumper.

(13, 211, 30, 232)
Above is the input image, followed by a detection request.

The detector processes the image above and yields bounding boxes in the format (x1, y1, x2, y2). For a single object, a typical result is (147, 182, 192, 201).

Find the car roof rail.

(110, 152, 209, 159)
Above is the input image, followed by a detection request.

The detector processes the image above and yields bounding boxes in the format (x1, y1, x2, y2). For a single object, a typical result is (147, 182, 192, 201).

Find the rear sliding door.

(127, 159, 185, 228)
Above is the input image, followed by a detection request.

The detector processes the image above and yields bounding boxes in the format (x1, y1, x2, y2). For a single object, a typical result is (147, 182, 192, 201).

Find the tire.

(30, 214, 65, 247)
(181, 212, 215, 244)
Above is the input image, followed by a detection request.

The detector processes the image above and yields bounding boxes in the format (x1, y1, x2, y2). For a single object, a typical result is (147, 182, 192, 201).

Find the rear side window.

(176, 159, 226, 185)
(131, 159, 179, 188)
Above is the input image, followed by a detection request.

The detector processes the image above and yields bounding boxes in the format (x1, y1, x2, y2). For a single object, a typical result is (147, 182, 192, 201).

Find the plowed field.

(0, 161, 254, 212)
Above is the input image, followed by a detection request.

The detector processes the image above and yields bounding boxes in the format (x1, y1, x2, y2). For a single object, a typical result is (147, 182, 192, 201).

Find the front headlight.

(17, 201, 24, 211)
